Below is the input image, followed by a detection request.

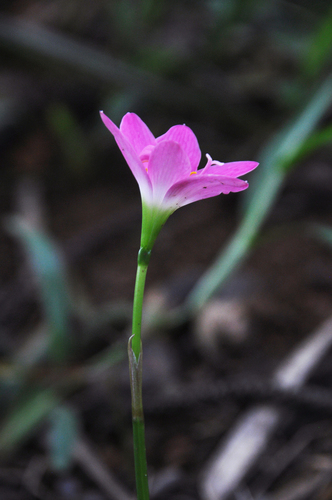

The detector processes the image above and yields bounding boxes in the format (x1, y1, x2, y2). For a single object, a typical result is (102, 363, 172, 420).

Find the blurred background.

(1, 1, 332, 499)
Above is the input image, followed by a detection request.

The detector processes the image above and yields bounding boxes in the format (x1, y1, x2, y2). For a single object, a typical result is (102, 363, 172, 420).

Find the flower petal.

(147, 141, 191, 204)
(100, 111, 152, 201)
(164, 174, 249, 209)
(156, 125, 201, 170)
(120, 113, 156, 155)
(203, 160, 259, 177)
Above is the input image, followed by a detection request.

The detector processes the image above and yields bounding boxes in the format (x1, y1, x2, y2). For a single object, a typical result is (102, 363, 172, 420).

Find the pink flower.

(100, 111, 258, 250)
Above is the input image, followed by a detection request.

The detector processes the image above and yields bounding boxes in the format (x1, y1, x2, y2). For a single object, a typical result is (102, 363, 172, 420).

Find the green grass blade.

(186, 74, 332, 311)
(6, 217, 72, 363)
(290, 124, 332, 163)
(0, 388, 60, 454)
(302, 6, 332, 79)
(48, 406, 79, 471)
(46, 103, 92, 179)
(309, 223, 332, 248)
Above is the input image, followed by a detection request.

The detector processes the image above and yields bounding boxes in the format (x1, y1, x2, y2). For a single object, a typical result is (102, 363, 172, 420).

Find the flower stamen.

(203, 153, 224, 173)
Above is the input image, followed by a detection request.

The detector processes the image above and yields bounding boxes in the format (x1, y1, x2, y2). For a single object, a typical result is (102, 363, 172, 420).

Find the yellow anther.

(190, 171, 197, 175)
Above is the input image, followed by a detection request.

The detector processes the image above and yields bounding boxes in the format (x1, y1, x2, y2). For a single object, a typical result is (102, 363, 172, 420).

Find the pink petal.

(164, 174, 249, 209)
(100, 111, 152, 200)
(147, 141, 191, 203)
(120, 113, 156, 155)
(156, 125, 201, 170)
(204, 160, 259, 177)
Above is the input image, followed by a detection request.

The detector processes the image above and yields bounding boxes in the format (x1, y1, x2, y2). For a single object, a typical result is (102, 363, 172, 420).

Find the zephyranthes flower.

(100, 111, 258, 499)
(100, 111, 258, 251)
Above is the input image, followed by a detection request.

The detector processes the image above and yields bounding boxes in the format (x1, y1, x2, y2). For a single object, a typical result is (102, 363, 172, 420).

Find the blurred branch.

(73, 438, 133, 500)
(201, 314, 332, 500)
(0, 14, 212, 113)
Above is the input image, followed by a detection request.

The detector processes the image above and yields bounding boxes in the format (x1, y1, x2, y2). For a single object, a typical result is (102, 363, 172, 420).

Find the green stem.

(131, 249, 150, 359)
(129, 247, 150, 500)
